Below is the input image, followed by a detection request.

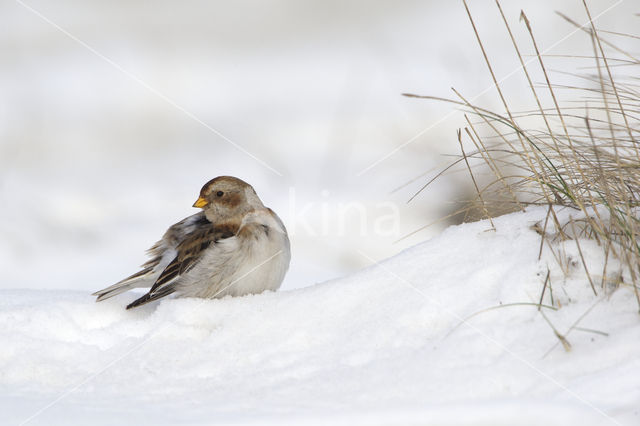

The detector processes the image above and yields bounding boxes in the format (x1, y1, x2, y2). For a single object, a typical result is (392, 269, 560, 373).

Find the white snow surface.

(2, 207, 639, 426)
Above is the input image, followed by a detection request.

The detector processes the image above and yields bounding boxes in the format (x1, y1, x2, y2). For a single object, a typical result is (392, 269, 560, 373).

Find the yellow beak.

(193, 197, 208, 208)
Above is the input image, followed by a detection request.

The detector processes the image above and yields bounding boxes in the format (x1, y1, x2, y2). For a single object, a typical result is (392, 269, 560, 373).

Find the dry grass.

(404, 0, 640, 312)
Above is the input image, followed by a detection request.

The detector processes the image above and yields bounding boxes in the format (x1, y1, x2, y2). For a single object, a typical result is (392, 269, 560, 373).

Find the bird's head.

(193, 176, 264, 222)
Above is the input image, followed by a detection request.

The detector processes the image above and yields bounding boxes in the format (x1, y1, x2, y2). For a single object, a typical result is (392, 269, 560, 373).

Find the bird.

(93, 176, 290, 309)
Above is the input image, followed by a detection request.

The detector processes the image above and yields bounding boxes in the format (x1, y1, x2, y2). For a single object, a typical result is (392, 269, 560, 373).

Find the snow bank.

(2, 207, 639, 425)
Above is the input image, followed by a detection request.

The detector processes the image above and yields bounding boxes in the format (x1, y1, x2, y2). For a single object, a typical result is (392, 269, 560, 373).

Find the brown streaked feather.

(147, 220, 240, 295)
(92, 213, 212, 302)
(136, 213, 210, 272)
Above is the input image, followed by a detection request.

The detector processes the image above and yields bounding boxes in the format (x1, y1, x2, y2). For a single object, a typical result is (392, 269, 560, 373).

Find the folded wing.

(93, 212, 226, 304)
(125, 221, 237, 309)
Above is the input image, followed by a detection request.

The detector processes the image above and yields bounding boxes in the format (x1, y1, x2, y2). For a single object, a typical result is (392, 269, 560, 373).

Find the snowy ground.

(3, 206, 639, 426)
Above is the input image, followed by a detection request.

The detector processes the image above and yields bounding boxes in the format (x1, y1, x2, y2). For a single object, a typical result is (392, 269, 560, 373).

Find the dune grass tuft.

(405, 0, 640, 312)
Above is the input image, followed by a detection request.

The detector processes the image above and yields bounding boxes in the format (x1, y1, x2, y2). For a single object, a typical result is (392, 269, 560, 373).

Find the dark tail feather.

(126, 286, 176, 310)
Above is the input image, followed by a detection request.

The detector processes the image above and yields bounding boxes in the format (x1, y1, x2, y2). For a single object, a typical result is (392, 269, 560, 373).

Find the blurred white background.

(0, 0, 637, 291)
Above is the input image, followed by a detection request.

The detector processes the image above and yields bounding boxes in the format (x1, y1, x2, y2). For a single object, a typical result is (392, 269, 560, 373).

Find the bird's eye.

(216, 191, 224, 197)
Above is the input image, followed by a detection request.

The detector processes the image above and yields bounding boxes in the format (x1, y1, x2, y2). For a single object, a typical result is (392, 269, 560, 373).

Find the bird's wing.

(126, 220, 238, 309)
(93, 212, 210, 301)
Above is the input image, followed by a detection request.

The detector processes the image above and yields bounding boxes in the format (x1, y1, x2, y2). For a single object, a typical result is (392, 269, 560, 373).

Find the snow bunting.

(93, 176, 290, 309)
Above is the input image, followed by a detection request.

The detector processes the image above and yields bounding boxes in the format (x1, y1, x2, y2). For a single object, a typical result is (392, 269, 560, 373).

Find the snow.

(2, 206, 639, 426)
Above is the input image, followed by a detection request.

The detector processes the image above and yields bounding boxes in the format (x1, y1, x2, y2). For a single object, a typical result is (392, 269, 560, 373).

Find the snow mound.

(2, 207, 639, 425)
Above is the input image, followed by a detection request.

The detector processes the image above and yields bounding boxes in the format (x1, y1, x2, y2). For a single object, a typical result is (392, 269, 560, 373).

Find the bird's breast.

(226, 222, 290, 296)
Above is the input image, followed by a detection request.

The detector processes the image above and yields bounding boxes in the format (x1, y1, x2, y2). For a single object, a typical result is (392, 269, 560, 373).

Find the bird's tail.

(92, 267, 154, 302)
(126, 285, 176, 310)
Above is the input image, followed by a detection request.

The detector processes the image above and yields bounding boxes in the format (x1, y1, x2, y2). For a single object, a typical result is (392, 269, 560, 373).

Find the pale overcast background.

(1, 0, 637, 291)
